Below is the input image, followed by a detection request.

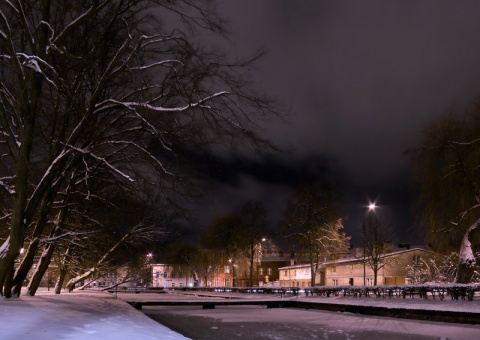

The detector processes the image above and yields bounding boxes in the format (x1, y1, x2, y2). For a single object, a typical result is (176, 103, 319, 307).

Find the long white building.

(151, 264, 195, 288)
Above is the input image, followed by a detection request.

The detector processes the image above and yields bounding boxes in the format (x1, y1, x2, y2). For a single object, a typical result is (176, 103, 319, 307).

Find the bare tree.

(362, 213, 396, 285)
(409, 102, 480, 283)
(0, 0, 278, 297)
(201, 212, 249, 287)
(239, 201, 268, 287)
(281, 182, 350, 286)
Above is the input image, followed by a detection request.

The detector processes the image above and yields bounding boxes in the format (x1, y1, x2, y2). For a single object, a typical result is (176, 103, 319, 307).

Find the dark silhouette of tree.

(362, 212, 396, 285)
(281, 182, 350, 286)
(409, 101, 480, 283)
(0, 0, 279, 297)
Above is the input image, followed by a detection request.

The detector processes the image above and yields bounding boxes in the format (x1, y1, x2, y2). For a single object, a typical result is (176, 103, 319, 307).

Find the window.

(214, 278, 220, 286)
(224, 265, 230, 273)
(179, 282, 183, 287)
(332, 279, 338, 286)
(331, 266, 336, 272)
(214, 265, 220, 273)
(366, 278, 374, 286)
(163, 272, 168, 278)
(156, 272, 160, 279)
(171, 283, 175, 287)
(225, 278, 230, 287)
(267, 268, 272, 275)
(284, 270, 288, 277)
(259, 267, 263, 275)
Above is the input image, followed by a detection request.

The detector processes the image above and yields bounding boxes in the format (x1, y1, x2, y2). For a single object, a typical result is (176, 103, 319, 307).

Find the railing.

(173, 286, 301, 296)
(305, 284, 480, 301)
(107, 286, 165, 294)
(171, 284, 480, 301)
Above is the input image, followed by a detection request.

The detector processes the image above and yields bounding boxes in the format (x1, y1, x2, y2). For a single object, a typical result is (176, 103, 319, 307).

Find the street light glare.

(368, 203, 376, 211)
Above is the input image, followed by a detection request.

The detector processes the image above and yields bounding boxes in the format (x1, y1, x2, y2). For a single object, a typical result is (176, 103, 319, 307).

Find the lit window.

(332, 279, 338, 286)
(225, 265, 230, 273)
(267, 268, 272, 275)
(214, 278, 220, 286)
(259, 267, 263, 275)
(214, 265, 220, 273)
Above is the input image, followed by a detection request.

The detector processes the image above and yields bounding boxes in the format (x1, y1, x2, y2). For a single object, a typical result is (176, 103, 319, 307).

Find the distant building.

(279, 262, 313, 288)
(151, 264, 195, 288)
(279, 247, 437, 287)
(236, 251, 291, 287)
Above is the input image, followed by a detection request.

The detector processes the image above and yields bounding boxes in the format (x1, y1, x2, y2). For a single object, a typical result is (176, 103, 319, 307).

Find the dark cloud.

(188, 1, 480, 246)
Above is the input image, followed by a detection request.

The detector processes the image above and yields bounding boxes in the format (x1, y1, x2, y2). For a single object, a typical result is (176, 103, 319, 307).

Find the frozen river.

(143, 304, 480, 340)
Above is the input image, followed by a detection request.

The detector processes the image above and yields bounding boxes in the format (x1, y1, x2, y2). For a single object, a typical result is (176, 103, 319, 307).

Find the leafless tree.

(239, 201, 268, 287)
(409, 101, 480, 283)
(281, 182, 350, 286)
(362, 213, 396, 285)
(0, 0, 279, 297)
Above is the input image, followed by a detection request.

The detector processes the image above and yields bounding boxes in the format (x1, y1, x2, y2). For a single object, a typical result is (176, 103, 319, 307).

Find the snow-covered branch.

(40, 231, 96, 244)
(95, 91, 230, 114)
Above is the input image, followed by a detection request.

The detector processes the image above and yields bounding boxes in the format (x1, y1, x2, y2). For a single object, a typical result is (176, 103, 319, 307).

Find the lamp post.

(363, 203, 376, 286)
(145, 253, 153, 287)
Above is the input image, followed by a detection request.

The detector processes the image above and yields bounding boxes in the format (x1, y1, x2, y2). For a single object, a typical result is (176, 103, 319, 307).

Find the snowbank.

(0, 288, 188, 340)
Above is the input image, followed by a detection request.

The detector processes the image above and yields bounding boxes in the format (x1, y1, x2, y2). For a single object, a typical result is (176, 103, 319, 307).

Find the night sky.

(187, 1, 480, 247)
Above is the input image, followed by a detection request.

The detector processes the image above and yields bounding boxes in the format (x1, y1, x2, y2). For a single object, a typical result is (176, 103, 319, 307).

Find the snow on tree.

(410, 103, 480, 283)
(281, 181, 351, 287)
(0, 1, 278, 297)
(406, 251, 480, 284)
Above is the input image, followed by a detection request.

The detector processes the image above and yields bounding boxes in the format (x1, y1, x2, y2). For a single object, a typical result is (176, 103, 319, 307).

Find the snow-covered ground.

(2, 288, 480, 339)
(0, 288, 188, 340)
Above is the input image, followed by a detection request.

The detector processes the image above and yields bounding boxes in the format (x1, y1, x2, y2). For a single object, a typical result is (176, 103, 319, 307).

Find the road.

(143, 304, 480, 340)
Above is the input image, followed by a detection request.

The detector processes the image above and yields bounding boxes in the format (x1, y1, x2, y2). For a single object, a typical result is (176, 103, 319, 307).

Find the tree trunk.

(309, 247, 316, 287)
(12, 238, 41, 296)
(55, 268, 67, 294)
(54, 247, 71, 294)
(27, 242, 56, 296)
(249, 240, 254, 287)
(12, 189, 55, 296)
(455, 218, 479, 283)
(0, 0, 51, 298)
(66, 268, 98, 292)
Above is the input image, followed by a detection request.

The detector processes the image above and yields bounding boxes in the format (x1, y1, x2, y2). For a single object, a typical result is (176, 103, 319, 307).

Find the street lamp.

(363, 202, 377, 286)
(145, 253, 153, 287)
